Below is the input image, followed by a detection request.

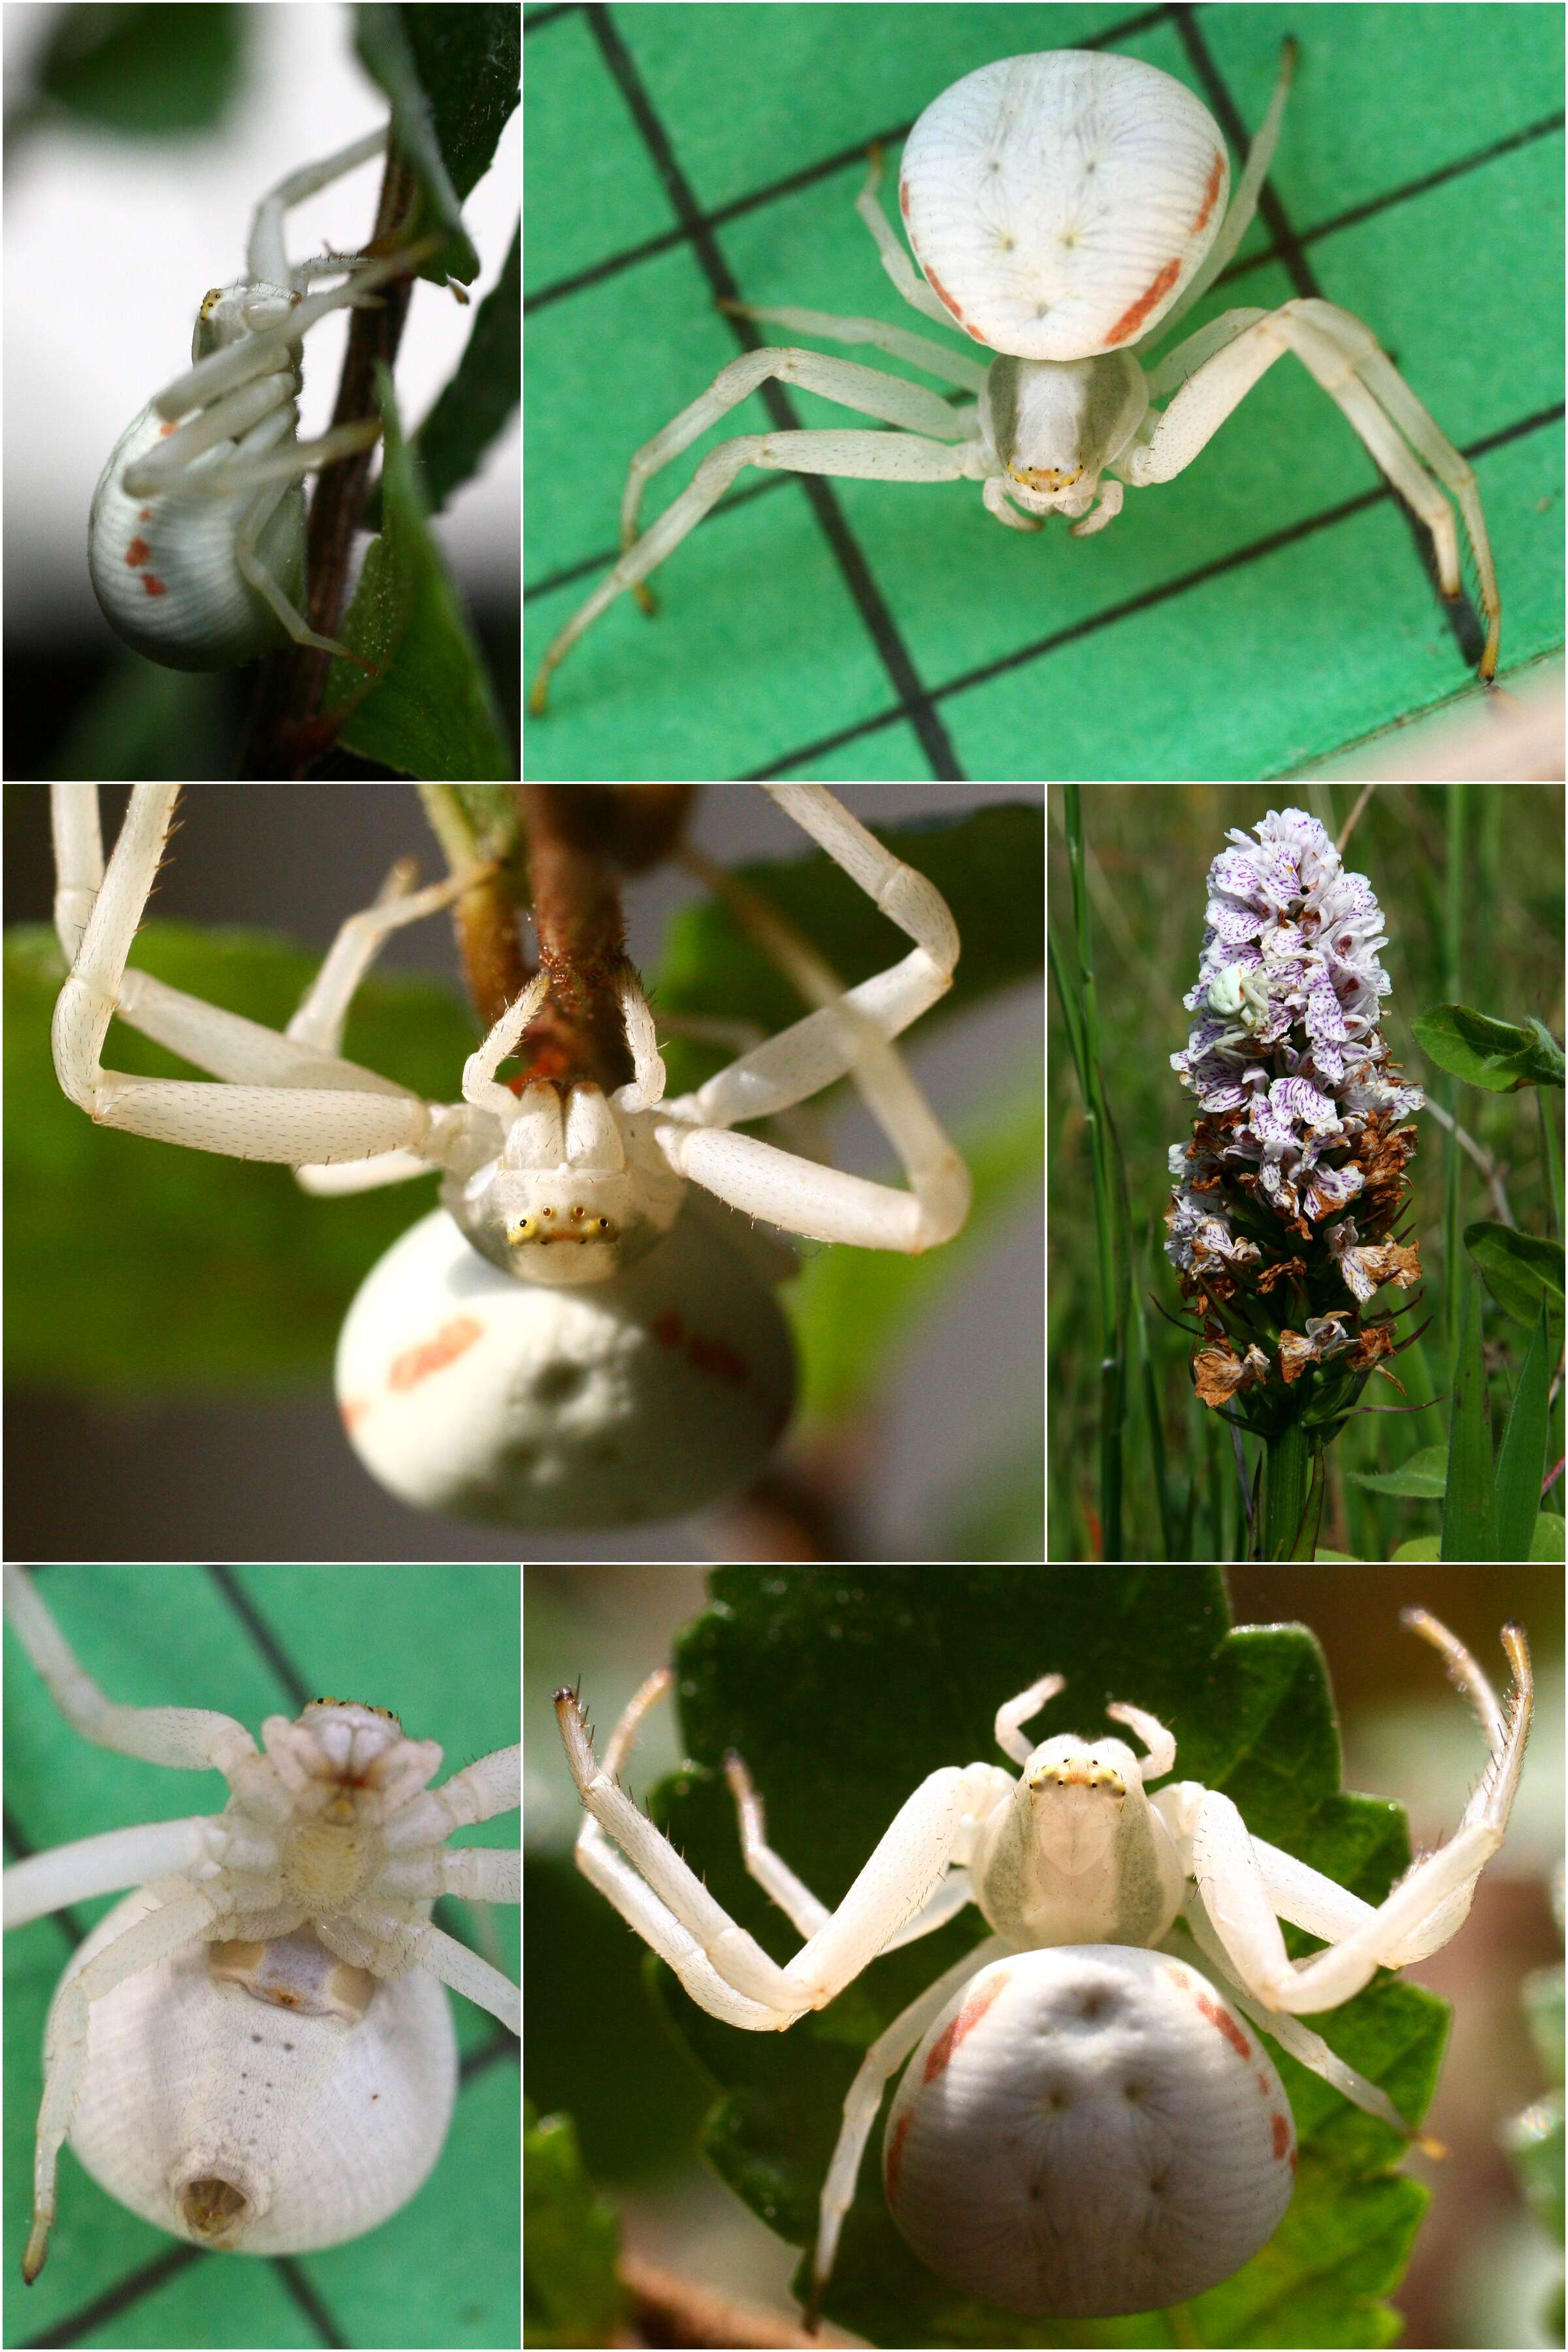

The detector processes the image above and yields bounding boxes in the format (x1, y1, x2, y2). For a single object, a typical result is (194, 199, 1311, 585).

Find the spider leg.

(49, 786, 445, 1166)
(653, 787, 971, 1252)
(806, 1935, 1010, 2328)
(557, 1682, 968, 2029)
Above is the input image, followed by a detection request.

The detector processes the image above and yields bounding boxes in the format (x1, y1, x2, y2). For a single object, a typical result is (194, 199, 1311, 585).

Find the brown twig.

(517, 787, 637, 1091)
(238, 144, 423, 779)
(618, 2251, 851, 2349)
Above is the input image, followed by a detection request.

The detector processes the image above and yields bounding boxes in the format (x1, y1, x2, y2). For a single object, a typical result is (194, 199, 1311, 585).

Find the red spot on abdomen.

(1193, 152, 1225, 238)
(159, 420, 177, 437)
(923, 1968, 1009, 2082)
(125, 536, 150, 567)
(387, 1315, 483, 1392)
(140, 574, 167, 597)
(340, 1397, 369, 1431)
(1271, 2112, 1292, 2161)
(899, 177, 911, 219)
(1192, 1985, 1251, 2061)
(1105, 257, 1181, 346)
(885, 2110, 911, 2198)
(920, 259, 987, 343)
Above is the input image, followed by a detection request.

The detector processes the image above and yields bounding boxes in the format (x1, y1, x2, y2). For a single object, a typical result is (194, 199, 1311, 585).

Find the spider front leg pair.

(88, 127, 437, 674)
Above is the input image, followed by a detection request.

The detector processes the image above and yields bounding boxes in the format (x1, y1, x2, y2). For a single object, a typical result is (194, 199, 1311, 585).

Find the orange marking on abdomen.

(140, 574, 168, 597)
(159, 420, 177, 437)
(125, 536, 150, 567)
(885, 2110, 912, 2198)
(921, 257, 986, 342)
(387, 1315, 483, 1392)
(1105, 256, 1181, 345)
(1192, 1985, 1251, 2061)
(1271, 2111, 1292, 2161)
(1193, 152, 1225, 237)
(923, 1968, 1010, 2082)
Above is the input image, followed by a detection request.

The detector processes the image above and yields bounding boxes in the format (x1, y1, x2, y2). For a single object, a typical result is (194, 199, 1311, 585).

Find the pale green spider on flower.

(1205, 962, 1271, 1036)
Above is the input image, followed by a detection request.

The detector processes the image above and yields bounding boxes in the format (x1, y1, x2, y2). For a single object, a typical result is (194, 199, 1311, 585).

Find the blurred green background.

(5, 1563, 519, 2350)
(1048, 784, 1565, 1562)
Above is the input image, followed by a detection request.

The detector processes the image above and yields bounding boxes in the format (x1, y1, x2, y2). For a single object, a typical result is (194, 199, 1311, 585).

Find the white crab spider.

(48, 784, 969, 1520)
(530, 43, 1500, 713)
(88, 127, 429, 672)
(3, 1565, 520, 2283)
(557, 1609, 1531, 2321)
(1205, 960, 1271, 1035)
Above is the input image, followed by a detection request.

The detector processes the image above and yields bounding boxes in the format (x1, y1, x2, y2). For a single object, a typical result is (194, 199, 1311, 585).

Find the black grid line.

(3, 1565, 519, 2351)
(526, 3, 1562, 779)
(735, 403, 1560, 781)
(585, 6, 966, 777)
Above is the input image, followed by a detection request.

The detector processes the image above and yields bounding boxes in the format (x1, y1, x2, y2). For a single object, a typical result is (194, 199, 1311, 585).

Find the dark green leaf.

(1347, 1445, 1448, 1500)
(1529, 1513, 1566, 1561)
(355, 1, 521, 281)
(37, 3, 244, 134)
(1411, 1004, 1565, 1092)
(329, 367, 514, 779)
(630, 1569, 1439, 2349)
(1494, 1299, 1552, 1563)
(1441, 1269, 1496, 1561)
(524, 2104, 625, 2349)
(368, 219, 519, 524)
(1465, 1219, 1566, 1326)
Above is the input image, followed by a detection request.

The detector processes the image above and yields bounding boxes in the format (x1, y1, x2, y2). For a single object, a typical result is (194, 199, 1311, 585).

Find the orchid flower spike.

(1166, 806, 1424, 1431)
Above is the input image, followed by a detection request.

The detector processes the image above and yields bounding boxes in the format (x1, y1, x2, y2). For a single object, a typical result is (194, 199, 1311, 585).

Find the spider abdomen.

(898, 51, 1229, 361)
(87, 401, 305, 671)
(883, 1945, 1296, 2317)
(56, 1894, 457, 2257)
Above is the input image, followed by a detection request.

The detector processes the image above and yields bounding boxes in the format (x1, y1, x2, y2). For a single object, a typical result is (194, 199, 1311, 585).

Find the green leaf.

(1411, 1004, 1565, 1092)
(368, 218, 519, 524)
(4, 923, 478, 1395)
(329, 367, 514, 779)
(1441, 1269, 1496, 1561)
(1390, 1537, 1444, 1561)
(524, 2105, 625, 2350)
(37, 2, 244, 134)
(1465, 1220, 1566, 1327)
(630, 1569, 1440, 2349)
(354, 0, 521, 282)
(1529, 1512, 1567, 1561)
(1347, 1445, 1448, 1500)
(1494, 1299, 1552, 1564)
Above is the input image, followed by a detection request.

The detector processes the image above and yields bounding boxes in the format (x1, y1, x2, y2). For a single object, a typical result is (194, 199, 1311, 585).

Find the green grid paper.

(524, 1, 1564, 781)
(3, 1565, 519, 2351)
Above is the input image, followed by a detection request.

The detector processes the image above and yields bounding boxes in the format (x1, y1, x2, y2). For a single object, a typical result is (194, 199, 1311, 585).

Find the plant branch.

(238, 142, 423, 779)
(517, 787, 635, 1091)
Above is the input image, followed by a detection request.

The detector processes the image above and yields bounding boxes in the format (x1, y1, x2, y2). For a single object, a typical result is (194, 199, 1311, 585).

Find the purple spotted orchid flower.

(1166, 808, 1424, 1433)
